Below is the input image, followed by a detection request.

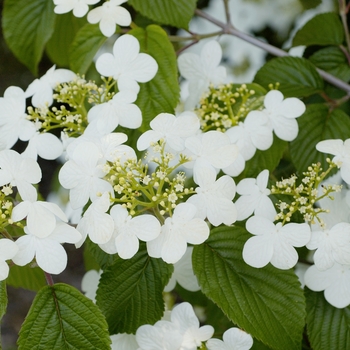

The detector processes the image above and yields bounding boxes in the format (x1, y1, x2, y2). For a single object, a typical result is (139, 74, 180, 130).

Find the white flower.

(206, 327, 253, 350)
(147, 203, 209, 264)
(12, 221, 81, 274)
(11, 199, 67, 238)
(87, 90, 142, 133)
(137, 112, 200, 152)
(164, 246, 200, 292)
(110, 333, 138, 350)
(25, 65, 76, 108)
(243, 216, 311, 269)
(98, 205, 161, 259)
(53, 0, 100, 17)
(171, 302, 214, 349)
(58, 141, 114, 209)
(235, 169, 276, 221)
(0, 150, 41, 202)
(76, 192, 114, 246)
(178, 40, 226, 110)
(187, 167, 237, 227)
(304, 263, 350, 308)
(95, 34, 158, 94)
(307, 222, 350, 270)
(316, 139, 350, 184)
(253, 90, 305, 141)
(0, 239, 19, 281)
(0, 86, 36, 149)
(87, 0, 131, 37)
(81, 269, 102, 303)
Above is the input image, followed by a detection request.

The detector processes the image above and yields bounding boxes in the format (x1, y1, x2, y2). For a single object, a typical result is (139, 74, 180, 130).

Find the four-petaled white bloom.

(0, 239, 19, 281)
(304, 263, 350, 308)
(187, 167, 237, 227)
(178, 40, 226, 110)
(137, 112, 200, 152)
(0, 150, 41, 202)
(316, 139, 350, 184)
(53, 0, 100, 17)
(96, 34, 158, 94)
(147, 203, 209, 264)
(0, 86, 36, 149)
(235, 169, 276, 221)
(243, 216, 311, 269)
(87, 0, 131, 37)
(206, 327, 253, 350)
(25, 65, 76, 107)
(99, 204, 161, 259)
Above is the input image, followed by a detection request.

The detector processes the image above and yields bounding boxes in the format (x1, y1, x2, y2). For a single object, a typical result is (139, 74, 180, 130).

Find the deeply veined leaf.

(254, 57, 324, 97)
(69, 23, 107, 74)
(128, 0, 196, 29)
(193, 226, 305, 350)
(18, 283, 111, 349)
(2, 0, 56, 75)
(96, 244, 173, 334)
(85, 237, 119, 269)
(7, 265, 46, 292)
(309, 47, 350, 82)
(290, 104, 350, 173)
(130, 25, 180, 131)
(292, 12, 344, 47)
(46, 13, 86, 67)
(306, 288, 350, 349)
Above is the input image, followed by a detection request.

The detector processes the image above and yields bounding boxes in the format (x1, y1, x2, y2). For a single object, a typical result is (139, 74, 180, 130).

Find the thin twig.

(339, 0, 350, 57)
(223, 0, 231, 25)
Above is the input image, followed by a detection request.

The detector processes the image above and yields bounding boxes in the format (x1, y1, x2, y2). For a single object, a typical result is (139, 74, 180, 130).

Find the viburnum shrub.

(1, 0, 350, 349)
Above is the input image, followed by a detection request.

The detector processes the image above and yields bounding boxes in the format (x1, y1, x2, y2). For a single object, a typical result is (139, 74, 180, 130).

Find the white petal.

(36, 133, 63, 160)
(316, 139, 344, 156)
(243, 235, 273, 268)
(264, 90, 284, 110)
(0, 239, 19, 260)
(35, 239, 67, 274)
(130, 215, 161, 241)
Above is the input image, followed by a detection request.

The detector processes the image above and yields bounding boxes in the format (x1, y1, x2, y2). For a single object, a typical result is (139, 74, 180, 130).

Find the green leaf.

(290, 104, 350, 173)
(305, 288, 350, 349)
(85, 237, 119, 269)
(130, 25, 180, 131)
(18, 283, 111, 349)
(254, 57, 324, 97)
(7, 265, 46, 291)
(46, 13, 86, 67)
(0, 281, 7, 321)
(309, 47, 350, 82)
(298, 0, 322, 9)
(128, 0, 196, 29)
(193, 226, 305, 350)
(292, 12, 344, 47)
(69, 23, 107, 74)
(2, 0, 56, 75)
(96, 243, 173, 334)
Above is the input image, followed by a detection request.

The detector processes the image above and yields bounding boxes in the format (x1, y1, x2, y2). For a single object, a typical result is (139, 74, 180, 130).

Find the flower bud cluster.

(0, 187, 14, 230)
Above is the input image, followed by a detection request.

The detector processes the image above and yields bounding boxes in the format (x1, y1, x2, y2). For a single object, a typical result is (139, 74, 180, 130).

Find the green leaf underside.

(292, 12, 344, 47)
(128, 0, 196, 29)
(69, 23, 107, 74)
(289, 104, 350, 173)
(193, 226, 305, 350)
(309, 47, 350, 82)
(2, 0, 56, 75)
(7, 265, 46, 291)
(96, 244, 173, 334)
(46, 13, 86, 67)
(305, 288, 350, 350)
(254, 57, 324, 97)
(18, 283, 111, 349)
(130, 25, 180, 131)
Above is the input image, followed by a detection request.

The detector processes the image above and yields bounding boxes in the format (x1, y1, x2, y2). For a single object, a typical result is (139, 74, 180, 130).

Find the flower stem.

(44, 272, 54, 286)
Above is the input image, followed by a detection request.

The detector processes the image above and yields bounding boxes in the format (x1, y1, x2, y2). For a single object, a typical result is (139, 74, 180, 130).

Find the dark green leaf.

(69, 23, 107, 74)
(298, 0, 322, 9)
(309, 47, 350, 82)
(0, 281, 7, 321)
(7, 265, 46, 291)
(254, 57, 324, 97)
(85, 237, 118, 269)
(18, 283, 111, 349)
(2, 0, 56, 75)
(306, 288, 350, 350)
(292, 12, 344, 47)
(130, 25, 180, 131)
(193, 226, 305, 350)
(46, 13, 86, 67)
(290, 104, 350, 173)
(128, 0, 196, 29)
(96, 243, 173, 334)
